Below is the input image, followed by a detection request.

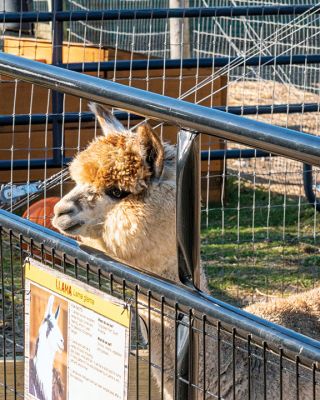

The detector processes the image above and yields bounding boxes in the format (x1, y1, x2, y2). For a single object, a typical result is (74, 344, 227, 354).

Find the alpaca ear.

(136, 124, 164, 178)
(89, 102, 127, 135)
(45, 295, 54, 317)
(55, 305, 60, 320)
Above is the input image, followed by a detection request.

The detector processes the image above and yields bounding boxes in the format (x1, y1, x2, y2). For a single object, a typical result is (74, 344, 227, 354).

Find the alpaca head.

(52, 103, 176, 269)
(37, 295, 64, 355)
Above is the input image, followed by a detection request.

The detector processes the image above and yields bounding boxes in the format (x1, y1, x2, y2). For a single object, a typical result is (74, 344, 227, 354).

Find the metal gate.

(0, 51, 319, 399)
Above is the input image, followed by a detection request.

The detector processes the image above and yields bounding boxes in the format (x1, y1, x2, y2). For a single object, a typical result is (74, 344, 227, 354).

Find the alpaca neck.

(102, 219, 178, 281)
(34, 341, 55, 400)
(128, 240, 178, 281)
(102, 182, 178, 281)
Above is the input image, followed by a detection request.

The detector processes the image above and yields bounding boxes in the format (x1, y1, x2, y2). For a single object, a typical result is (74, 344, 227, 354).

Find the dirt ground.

(226, 80, 320, 196)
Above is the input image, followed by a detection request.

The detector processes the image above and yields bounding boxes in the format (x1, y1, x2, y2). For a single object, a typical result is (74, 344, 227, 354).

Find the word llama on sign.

(53, 104, 317, 399)
(29, 295, 64, 400)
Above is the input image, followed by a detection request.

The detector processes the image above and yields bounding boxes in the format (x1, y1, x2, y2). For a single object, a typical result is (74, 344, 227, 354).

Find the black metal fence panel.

(0, 212, 319, 399)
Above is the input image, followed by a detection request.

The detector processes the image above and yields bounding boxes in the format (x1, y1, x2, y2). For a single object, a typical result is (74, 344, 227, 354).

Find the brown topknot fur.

(69, 133, 151, 194)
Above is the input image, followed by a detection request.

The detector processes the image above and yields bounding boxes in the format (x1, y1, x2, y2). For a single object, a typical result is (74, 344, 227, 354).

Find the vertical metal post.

(176, 130, 201, 399)
(177, 130, 201, 288)
(52, 0, 64, 165)
(169, 0, 191, 59)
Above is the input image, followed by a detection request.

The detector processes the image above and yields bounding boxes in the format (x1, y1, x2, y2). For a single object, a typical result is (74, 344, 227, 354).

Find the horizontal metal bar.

(201, 149, 269, 160)
(0, 150, 269, 170)
(0, 158, 72, 170)
(0, 104, 313, 126)
(62, 55, 320, 72)
(0, 103, 317, 127)
(0, 53, 320, 166)
(0, 149, 270, 170)
(0, 111, 141, 126)
(0, 6, 319, 23)
(217, 102, 320, 115)
(0, 209, 319, 366)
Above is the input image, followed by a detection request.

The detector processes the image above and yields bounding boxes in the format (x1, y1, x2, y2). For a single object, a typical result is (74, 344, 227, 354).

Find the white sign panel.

(24, 258, 130, 400)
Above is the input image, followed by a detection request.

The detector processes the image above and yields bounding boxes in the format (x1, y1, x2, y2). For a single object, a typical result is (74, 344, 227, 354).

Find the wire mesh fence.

(0, 2, 320, 306)
(0, 214, 319, 399)
(0, 4, 319, 399)
(201, 137, 320, 307)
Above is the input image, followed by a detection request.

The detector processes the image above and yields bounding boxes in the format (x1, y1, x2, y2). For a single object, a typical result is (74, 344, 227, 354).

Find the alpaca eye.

(111, 188, 122, 198)
(105, 188, 130, 200)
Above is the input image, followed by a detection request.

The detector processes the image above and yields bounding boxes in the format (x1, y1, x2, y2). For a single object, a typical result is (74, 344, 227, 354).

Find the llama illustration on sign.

(29, 293, 66, 400)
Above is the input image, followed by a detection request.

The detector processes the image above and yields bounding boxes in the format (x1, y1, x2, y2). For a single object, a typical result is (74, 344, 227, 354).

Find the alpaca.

(245, 287, 320, 342)
(203, 287, 320, 399)
(52, 104, 317, 399)
(29, 295, 64, 400)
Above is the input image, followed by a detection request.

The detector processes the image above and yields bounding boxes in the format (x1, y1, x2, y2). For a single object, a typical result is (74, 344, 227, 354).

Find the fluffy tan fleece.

(69, 133, 151, 194)
(246, 287, 320, 341)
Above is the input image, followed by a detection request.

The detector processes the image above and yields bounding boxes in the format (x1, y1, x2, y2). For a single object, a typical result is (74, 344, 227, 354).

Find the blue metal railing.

(1, 49, 320, 398)
(0, 6, 320, 22)
(0, 52, 320, 165)
(59, 54, 320, 71)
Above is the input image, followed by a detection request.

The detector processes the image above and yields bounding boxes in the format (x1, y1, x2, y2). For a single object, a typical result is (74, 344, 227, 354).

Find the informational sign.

(24, 258, 130, 400)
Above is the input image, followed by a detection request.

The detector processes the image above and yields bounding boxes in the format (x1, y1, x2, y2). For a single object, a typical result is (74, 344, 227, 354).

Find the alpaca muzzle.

(52, 200, 84, 234)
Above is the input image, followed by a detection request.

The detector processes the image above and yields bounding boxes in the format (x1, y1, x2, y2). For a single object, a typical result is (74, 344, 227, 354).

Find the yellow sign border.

(25, 259, 130, 328)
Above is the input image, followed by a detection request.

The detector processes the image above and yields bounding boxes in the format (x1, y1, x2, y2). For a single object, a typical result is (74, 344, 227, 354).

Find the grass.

(2, 176, 320, 312)
(0, 244, 24, 356)
(201, 177, 320, 307)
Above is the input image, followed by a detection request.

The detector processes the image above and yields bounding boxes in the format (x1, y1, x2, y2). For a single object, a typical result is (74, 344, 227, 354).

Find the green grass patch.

(201, 177, 320, 306)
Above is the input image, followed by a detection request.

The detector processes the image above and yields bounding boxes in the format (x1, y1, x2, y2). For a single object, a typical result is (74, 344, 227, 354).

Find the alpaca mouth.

(63, 222, 84, 233)
(52, 215, 84, 234)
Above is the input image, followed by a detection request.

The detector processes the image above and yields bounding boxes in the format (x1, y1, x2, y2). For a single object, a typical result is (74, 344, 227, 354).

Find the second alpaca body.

(53, 104, 317, 399)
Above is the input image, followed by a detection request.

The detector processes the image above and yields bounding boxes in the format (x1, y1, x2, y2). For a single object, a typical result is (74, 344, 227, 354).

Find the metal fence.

(1, 210, 320, 399)
(1, 3, 320, 398)
(1, 5, 320, 309)
(0, 52, 320, 399)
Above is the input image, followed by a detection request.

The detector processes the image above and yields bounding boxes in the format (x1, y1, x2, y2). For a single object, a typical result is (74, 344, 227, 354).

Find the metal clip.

(0, 182, 42, 204)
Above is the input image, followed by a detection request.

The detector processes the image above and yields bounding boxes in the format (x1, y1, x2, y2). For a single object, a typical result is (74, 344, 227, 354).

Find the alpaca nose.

(54, 200, 80, 218)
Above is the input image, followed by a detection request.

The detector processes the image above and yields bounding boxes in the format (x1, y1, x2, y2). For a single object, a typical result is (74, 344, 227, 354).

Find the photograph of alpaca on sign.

(28, 285, 68, 400)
